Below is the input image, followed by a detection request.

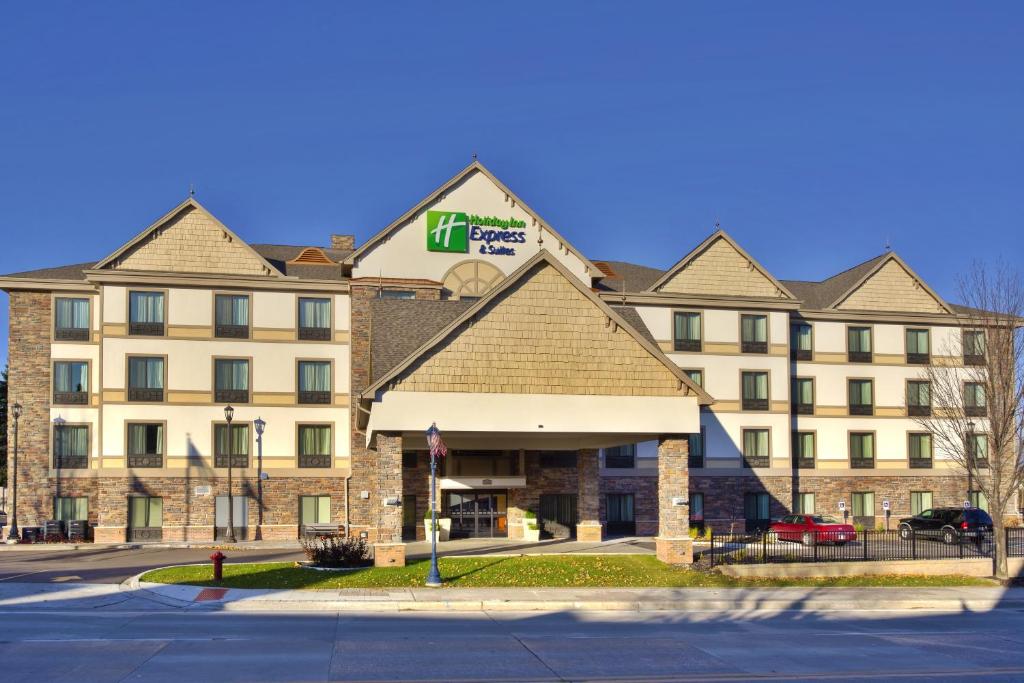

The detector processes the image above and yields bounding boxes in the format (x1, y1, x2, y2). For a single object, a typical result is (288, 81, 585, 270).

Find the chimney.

(330, 234, 355, 251)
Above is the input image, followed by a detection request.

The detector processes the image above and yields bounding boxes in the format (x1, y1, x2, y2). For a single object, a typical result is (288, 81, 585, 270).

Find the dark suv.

(898, 507, 993, 544)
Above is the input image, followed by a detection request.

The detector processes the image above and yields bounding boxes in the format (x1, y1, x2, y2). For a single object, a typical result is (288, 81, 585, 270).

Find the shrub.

(527, 524, 539, 531)
(688, 527, 700, 540)
(522, 509, 537, 519)
(300, 535, 370, 568)
(875, 522, 886, 532)
(853, 523, 865, 533)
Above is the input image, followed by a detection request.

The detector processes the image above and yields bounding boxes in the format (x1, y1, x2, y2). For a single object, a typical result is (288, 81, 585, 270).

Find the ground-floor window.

(744, 492, 770, 532)
(852, 492, 875, 520)
(128, 496, 163, 541)
(54, 496, 88, 521)
(300, 495, 331, 528)
(606, 493, 635, 535)
(689, 492, 704, 530)
(795, 492, 815, 514)
(969, 490, 989, 512)
(215, 496, 250, 540)
(910, 491, 933, 515)
(538, 494, 577, 539)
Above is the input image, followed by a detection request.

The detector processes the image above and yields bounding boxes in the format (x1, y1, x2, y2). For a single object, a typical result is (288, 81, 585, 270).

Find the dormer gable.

(831, 252, 951, 314)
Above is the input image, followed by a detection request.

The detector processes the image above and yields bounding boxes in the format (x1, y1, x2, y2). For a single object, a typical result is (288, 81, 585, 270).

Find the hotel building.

(0, 162, 994, 565)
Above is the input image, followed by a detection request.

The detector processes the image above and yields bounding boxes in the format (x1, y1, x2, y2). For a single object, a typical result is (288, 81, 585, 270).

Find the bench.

(302, 523, 341, 539)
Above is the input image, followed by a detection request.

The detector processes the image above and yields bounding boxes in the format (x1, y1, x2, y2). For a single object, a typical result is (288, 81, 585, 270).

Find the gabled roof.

(592, 260, 665, 293)
(780, 254, 889, 310)
(343, 161, 599, 277)
(827, 252, 951, 313)
(646, 229, 797, 299)
(92, 197, 284, 277)
(363, 249, 712, 404)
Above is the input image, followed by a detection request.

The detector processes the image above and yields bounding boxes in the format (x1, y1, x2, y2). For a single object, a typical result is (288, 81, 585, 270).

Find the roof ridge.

(820, 253, 890, 283)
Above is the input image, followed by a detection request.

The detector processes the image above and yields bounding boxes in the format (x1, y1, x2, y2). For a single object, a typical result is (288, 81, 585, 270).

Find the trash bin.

(22, 527, 42, 543)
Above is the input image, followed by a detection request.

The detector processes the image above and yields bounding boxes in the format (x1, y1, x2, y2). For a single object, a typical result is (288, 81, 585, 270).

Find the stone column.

(373, 432, 405, 567)
(576, 448, 603, 541)
(656, 435, 693, 564)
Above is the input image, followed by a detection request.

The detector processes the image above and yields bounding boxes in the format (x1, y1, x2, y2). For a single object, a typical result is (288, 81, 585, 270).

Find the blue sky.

(2, 3, 1022, 366)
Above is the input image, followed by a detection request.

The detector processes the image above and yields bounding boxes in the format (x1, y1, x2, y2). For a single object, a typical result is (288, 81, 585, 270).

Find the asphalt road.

(0, 547, 305, 584)
(1, 602, 1024, 681)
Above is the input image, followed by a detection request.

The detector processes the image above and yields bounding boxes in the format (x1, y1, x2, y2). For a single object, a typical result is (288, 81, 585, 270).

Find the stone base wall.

(690, 473, 970, 532)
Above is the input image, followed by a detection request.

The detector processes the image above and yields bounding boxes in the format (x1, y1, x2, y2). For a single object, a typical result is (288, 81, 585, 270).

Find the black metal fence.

(705, 528, 1002, 566)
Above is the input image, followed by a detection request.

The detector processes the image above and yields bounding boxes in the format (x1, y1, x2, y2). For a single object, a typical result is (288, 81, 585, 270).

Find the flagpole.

(425, 423, 443, 587)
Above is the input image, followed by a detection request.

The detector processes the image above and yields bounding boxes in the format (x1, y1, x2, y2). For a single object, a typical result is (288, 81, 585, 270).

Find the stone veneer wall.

(7, 291, 52, 534)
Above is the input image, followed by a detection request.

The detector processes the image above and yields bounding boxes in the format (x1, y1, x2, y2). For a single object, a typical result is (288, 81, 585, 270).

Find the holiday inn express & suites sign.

(427, 210, 527, 256)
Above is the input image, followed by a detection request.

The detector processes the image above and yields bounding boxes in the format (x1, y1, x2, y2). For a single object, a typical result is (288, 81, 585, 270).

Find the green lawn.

(140, 555, 994, 589)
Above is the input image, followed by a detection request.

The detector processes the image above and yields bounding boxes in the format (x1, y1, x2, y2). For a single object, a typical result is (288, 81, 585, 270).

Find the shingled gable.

(829, 252, 952, 314)
(343, 161, 599, 277)
(361, 250, 712, 414)
(92, 197, 283, 277)
(647, 229, 796, 300)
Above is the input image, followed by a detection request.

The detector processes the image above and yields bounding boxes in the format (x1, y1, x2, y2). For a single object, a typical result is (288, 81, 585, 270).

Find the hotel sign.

(427, 210, 527, 256)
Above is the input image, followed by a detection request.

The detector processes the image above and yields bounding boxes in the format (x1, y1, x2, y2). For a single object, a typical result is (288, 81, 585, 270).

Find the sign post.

(882, 499, 891, 531)
(425, 423, 448, 588)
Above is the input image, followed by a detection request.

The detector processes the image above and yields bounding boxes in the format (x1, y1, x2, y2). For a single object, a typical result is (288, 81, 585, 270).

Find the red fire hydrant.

(210, 551, 226, 581)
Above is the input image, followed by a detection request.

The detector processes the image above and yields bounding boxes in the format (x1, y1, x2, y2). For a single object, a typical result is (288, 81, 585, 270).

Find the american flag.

(426, 422, 448, 459)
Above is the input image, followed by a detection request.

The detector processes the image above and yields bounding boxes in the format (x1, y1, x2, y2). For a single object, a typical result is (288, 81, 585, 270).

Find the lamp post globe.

(223, 405, 237, 543)
(7, 403, 22, 543)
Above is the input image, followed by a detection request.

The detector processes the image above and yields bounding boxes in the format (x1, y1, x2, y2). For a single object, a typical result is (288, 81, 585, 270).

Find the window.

(792, 432, 815, 468)
(127, 423, 164, 468)
(908, 433, 933, 468)
(968, 433, 989, 467)
(849, 432, 875, 468)
(402, 452, 419, 469)
(847, 326, 872, 362)
(214, 294, 250, 338)
(297, 361, 331, 404)
(300, 495, 331, 527)
(911, 491, 933, 516)
(604, 444, 636, 469)
(740, 314, 768, 353)
(689, 492, 704, 526)
(964, 382, 986, 417)
(129, 496, 163, 531)
(688, 429, 705, 468)
(128, 291, 165, 336)
(741, 371, 769, 411)
(53, 361, 88, 404)
(907, 380, 931, 417)
(54, 496, 88, 522)
(744, 492, 771, 531)
(852, 492, 875, 518)
(214, 359, 250, 403)
(540, 452, 577, 468)
(54, 297, 90, 341)
(127, 357, 164, 402)
(214, 423, 249, 468)
(963, 330, 986, 365)
(683, 369, 703, 388)
(742, 428, 770, 468)
(53, 424, 88, 469)
(380, 290, 415, 300)
(298, 424, 331, 468)
(791, 322, 812, 361)
(848, 379, 874, 416)
(297, 297, 331, 340)
(792, 377, 814, 415)
(606, 494, 635, 534)
(905, 328, 930, 364)
(969, 490, 989, 512)
(673, 312, 701, 352)
(796, 493, 815, 514)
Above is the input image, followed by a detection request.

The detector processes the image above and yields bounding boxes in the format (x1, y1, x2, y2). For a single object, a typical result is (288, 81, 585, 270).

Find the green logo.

(426, 211, 469, 253)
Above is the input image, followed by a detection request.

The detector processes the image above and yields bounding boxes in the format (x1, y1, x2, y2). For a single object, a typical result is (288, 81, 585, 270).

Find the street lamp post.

(223, 405, 237, 543)
(254, 417, 266, 541)
(6, 403, 22, 543)
(966, 419, 976, 507)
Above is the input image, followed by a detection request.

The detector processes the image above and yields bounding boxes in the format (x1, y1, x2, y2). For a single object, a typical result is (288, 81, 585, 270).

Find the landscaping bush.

(301, 535, 371, 568)
(522, 509, 537, 519)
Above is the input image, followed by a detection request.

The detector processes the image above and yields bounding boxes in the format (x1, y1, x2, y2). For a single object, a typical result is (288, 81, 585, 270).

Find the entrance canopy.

(360, 251, 711, 449)
(366, 390, 701, 449)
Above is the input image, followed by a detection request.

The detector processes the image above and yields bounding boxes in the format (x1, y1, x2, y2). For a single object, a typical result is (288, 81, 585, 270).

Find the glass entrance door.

(445, 491, 507, 538)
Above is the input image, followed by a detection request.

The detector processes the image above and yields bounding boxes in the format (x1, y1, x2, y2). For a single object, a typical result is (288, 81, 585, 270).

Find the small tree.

(913, 263, 1024, 580)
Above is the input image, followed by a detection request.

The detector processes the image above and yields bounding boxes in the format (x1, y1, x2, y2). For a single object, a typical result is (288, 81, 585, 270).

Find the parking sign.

(882, 500, 890, 511)
(838, 500, 846, 511)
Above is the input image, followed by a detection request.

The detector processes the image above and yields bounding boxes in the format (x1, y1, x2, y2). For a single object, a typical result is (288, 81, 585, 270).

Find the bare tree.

(912, 262, 1024, 580)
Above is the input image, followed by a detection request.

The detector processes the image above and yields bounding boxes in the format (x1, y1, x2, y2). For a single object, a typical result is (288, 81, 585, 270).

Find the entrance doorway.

(444, 491, 508, 538)
(539, 494, 578, 538)
(215, 495, 249, 541)
(744, 492, 771, 532)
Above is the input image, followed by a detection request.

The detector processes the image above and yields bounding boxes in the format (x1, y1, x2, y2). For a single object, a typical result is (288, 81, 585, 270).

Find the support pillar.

(576, 448, 603, 542)
(656, 435, 693, 564)
(374, 432, 405, 567)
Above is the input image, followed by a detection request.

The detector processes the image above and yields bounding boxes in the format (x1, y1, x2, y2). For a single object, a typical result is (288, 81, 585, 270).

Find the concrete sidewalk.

(121, 576, 1024, 613)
